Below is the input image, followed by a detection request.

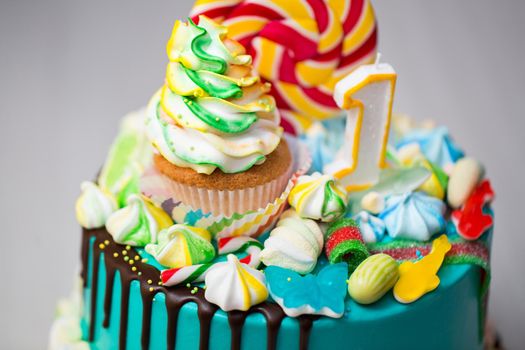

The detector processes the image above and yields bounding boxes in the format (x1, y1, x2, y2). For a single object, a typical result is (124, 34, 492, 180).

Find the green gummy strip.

(328, 240, 370, 272)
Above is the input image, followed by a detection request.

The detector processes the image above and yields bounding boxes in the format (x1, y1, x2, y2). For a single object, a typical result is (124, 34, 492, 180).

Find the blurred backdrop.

(1, 0, 524, 348)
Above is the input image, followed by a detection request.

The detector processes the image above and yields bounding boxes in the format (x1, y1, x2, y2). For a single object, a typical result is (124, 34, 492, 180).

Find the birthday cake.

(49, 1, 495, 350)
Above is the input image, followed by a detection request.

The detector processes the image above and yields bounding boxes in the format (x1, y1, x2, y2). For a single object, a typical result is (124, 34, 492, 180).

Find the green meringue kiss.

(106, 194, 173, 247)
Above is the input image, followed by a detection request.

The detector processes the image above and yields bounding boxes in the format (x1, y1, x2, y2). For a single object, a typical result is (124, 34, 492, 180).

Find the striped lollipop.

(191, 0, 378, 133)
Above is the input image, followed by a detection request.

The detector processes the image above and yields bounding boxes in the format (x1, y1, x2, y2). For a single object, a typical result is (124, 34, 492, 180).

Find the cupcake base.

(154, 139, 292, 190)
(150, 139, 293, 216)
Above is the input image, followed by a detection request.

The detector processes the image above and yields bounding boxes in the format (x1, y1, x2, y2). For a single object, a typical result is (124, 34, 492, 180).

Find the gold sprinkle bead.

(124, 256, 129, 262)
(113, 253, 119, 258)
(104, 240, 110, 245)
(141, 258, 148, 263)
(138, 272, 142, 276)
(122, 250, 127, 256)
(134, 255, 140, 261)
(158, 282, 163, 286)
(126, 245, 131, 250)
(186, 283, 191, 288)
(149, 287, 154, 292)
(191, 290, 197, 295)
(129, 260, 134, 265)
(99, 243, 105, 249)
(147, 279, 153, 285)
(132, 267, 137, 272)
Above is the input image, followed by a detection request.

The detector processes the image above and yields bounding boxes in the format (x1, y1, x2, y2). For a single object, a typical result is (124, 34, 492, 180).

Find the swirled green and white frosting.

(146, 15, 283, 174)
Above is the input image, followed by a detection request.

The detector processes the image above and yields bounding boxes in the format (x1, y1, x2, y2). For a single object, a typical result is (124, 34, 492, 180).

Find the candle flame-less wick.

(375, 53, 382, 67)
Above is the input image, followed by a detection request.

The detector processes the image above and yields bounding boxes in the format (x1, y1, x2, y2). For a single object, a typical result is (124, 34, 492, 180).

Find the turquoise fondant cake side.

(77, 228, 487, 350)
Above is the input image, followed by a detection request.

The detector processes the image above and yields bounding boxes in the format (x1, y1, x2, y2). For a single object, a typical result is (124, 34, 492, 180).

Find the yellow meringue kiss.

(145, 224, 215, 268)
(205, 254, 268, 311)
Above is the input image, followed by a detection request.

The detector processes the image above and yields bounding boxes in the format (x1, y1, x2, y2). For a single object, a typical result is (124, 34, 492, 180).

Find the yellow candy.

(393, 235, 451, 304)
(348, 254, 399, 304)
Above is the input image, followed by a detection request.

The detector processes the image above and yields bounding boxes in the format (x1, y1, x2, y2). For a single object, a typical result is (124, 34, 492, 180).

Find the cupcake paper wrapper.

(156, 161, 292, 217)
(141, 135, 311, 238)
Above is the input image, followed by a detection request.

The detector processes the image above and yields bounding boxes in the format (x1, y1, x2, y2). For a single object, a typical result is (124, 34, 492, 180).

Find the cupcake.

(145, 16, 295, 216)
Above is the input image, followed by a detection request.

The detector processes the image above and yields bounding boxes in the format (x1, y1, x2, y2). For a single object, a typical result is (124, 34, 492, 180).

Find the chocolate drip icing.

(197, 303, 217, 350)
(140, 289, 154, 349)
(228, 311, 248, 350)
(165, 295, 180, 350)
(298, 316, 318, 350)
(253, 303, 286, 350)
(80, 229, 91, 287)
(103, 266, 116, 328)
(81, 228, 317, 350)
(89, 240, 100, 342)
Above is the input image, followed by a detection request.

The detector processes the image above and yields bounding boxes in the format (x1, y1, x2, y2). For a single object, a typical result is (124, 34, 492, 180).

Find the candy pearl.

(361, 191, 385, 214)
(447, 157, 484, 209)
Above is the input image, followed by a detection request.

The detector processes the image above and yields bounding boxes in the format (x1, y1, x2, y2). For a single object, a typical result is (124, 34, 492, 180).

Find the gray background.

(1, 0, 524, 348)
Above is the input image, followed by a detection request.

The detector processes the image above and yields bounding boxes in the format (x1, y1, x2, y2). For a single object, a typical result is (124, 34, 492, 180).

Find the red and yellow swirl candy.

(191, 0, 378, 133)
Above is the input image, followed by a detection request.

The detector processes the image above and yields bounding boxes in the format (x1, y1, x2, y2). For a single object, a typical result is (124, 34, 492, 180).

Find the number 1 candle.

(324, 57, 397, 191)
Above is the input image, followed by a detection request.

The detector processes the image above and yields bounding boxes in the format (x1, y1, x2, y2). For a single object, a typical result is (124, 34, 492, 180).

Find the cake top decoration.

(106, 194, 173, 247)
(289, 172, 348, 222)
(260, 209, 324, 274)
(396, 126, 464, 170)
(393, 234, 451, 304)
(191, 0, 378, 131)
(265, 263, 348, 318)
(348, 253, 399, 304)
(204, 254, 268, 311)
(76, 181, 117, 230)
(145, 224, 216, 268)
(379, 192, 446, 242)
(146, 15, 283, 175)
